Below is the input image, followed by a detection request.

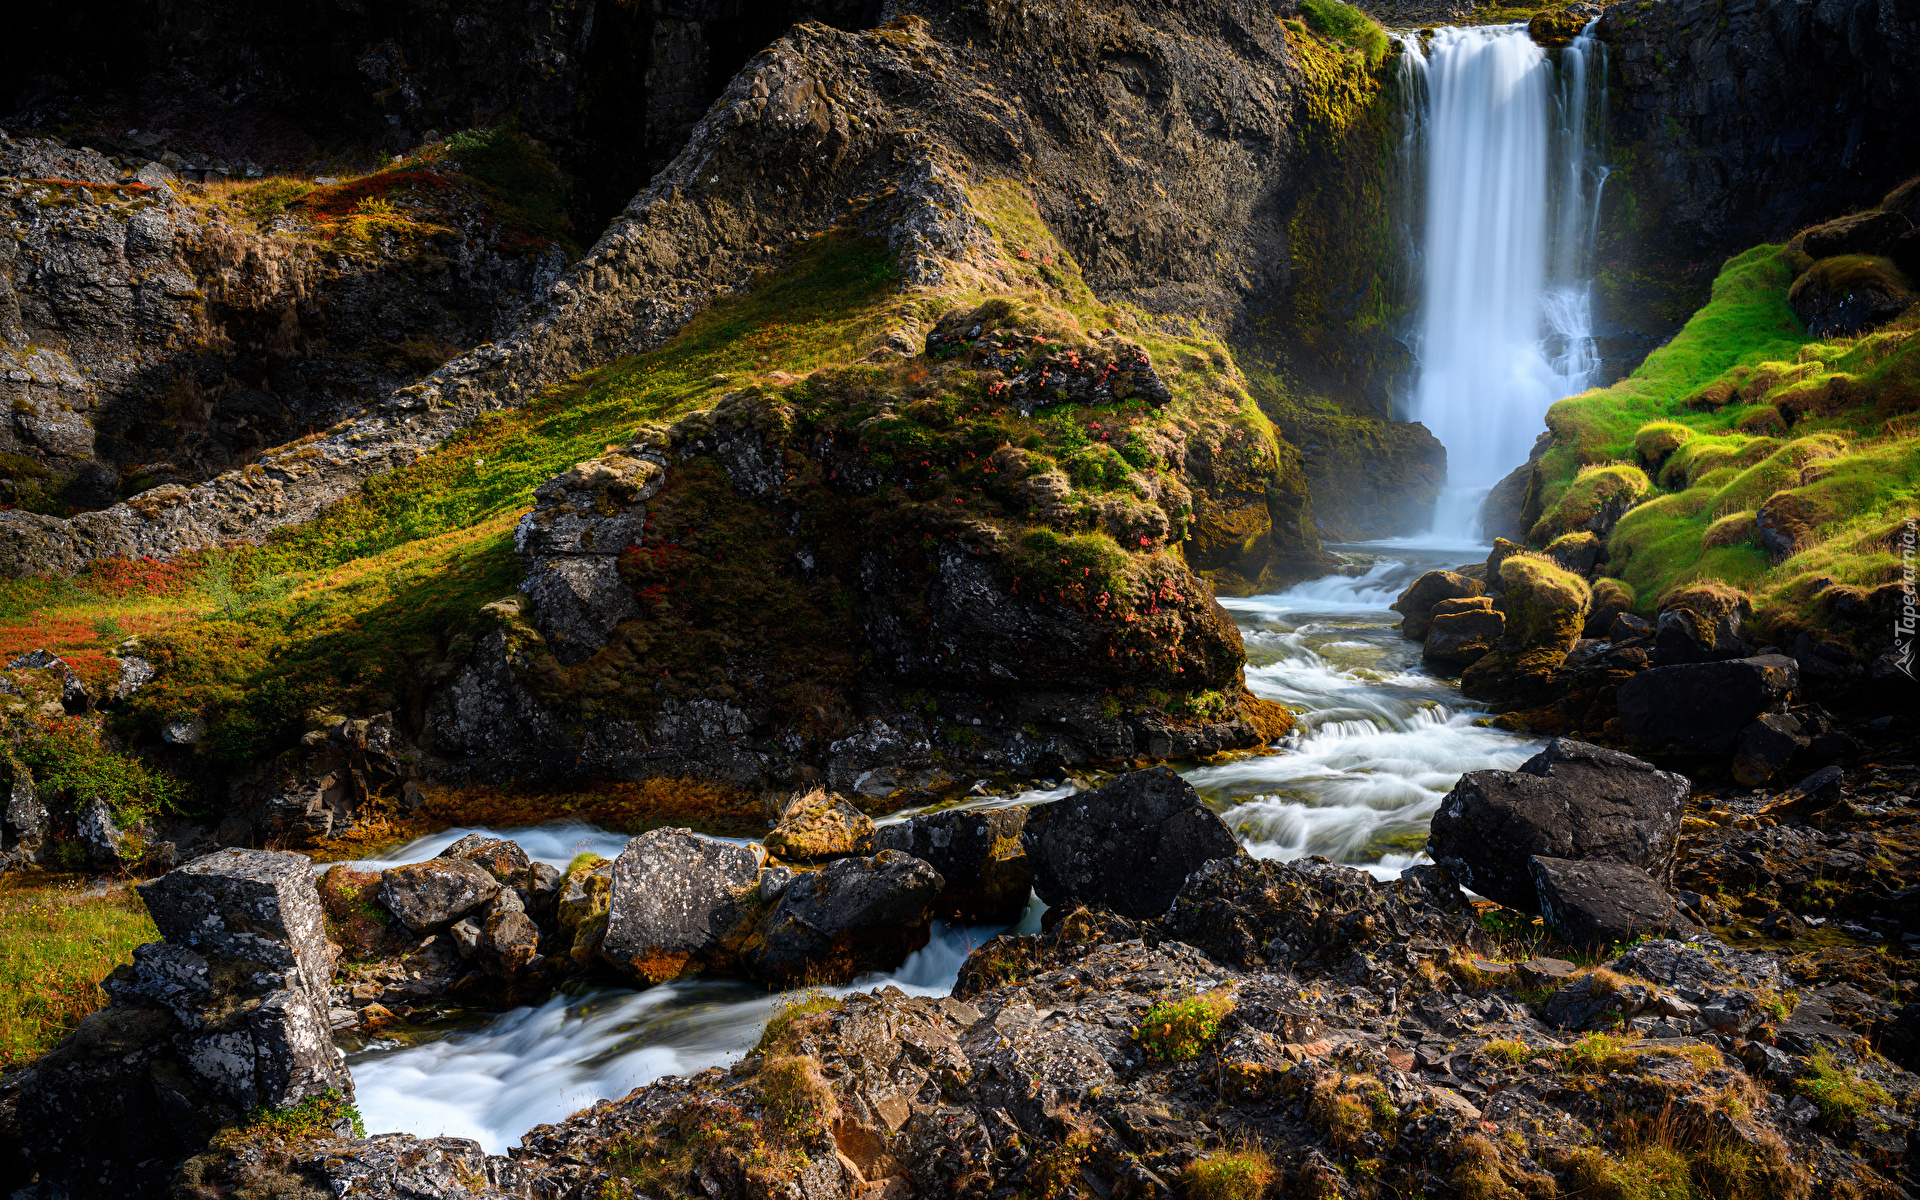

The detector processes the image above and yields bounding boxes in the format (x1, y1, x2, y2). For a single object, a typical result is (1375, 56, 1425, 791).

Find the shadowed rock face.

(1428, 739, 1689, 913)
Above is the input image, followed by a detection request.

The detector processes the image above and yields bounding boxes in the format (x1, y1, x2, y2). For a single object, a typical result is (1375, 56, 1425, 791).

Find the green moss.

(1530, 463, 1651, 543)
(1300, 0, 1391, 66)
(1497, 553, 1590, 651)
(1632, 420, 1693, 469)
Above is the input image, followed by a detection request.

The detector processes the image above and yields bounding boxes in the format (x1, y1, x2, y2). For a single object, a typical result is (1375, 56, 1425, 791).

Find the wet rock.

(1731, 713, 1811, 787)
(439, 833, 532, 881)
(601, 828, 761, 983)
(1428, 739, 1688, 912)
(377, 858, 502, 933)
(873, 805, 1033, 923)
(1422, 597, 1503, 668)
(1391, 570, 1484, 641)
(1530, 856, 1683, 950)
(1616, 655, 1799, 753)
(15, 849, 352, 1199)
(1023, 766, 1241, 920)
(763, 789, 875, 861)
(743, 849, 943, 985)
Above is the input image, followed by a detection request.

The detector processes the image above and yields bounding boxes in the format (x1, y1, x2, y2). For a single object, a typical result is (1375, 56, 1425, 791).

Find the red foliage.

(80, 557, 195, 598)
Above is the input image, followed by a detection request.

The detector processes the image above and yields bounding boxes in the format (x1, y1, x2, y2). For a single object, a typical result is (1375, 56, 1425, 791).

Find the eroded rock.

(874, 805, 1033, 924)
(743, 849, 943, 985)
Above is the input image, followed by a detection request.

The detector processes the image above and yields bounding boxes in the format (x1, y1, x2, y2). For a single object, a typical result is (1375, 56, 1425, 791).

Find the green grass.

(1794, 1050, 1891, 1126)
(0, 878, 156, 1068)
(1136, 990, 1233, 1063)
(1300, 0, 1391, 67)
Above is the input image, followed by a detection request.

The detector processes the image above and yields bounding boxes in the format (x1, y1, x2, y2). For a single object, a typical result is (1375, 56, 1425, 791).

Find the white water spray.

(1401, 23, 1608, 540)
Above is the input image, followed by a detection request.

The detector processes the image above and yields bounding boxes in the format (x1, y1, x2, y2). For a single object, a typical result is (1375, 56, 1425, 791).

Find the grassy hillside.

(1528, 240, 1920, 650)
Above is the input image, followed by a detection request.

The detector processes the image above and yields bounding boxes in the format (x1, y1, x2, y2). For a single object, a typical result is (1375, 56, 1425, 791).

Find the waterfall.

(1399, 22, 1609, 541)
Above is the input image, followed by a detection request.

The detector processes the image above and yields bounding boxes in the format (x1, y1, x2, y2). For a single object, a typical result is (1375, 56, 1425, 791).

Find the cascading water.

(1401, 22, 1609, 540)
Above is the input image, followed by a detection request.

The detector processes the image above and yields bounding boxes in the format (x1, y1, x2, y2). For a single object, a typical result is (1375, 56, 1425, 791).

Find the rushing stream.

(344, 541, 1539, 1150)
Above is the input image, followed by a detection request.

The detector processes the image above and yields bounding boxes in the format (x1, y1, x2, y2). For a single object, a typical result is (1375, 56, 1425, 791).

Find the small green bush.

(1137, 990, 1233, 1062)
(1794, 1050, 1891, 1125)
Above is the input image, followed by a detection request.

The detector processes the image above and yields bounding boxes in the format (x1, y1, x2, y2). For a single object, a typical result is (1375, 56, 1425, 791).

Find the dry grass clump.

(1309, 1072, 1398, 1152)
(1181, 1141, 1278, 1200)
(1452, 1133, 1555, 1200)
(756, 1054, 837, 1133)
(1136, 990, 1234, 1062)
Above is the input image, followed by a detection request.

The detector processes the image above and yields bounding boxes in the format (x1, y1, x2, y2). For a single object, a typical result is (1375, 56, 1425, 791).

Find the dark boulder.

(1799, 210, 1912, 258)
(377, 857, 502, 933)
(1390, 570, 1483, 641)
(1616, 655, 1799, 752)
(1788, 255, 1915, 339)
(1731, 713, 1811, 787)
(743, 850, 943, 985)
(1530, 856, 1684, 951)
(1652, 605, 1746, 664)
(1022, 767, 1242, 920)
(873, 805, 1033, 924)
(1427, 739, 1688, 912)
(1422, 598, 1503, 668)
(600, 828, 762, 983)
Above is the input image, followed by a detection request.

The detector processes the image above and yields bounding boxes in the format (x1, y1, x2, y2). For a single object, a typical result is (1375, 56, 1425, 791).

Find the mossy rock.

(1581, 577, 1635, 638)
(1529, 464, 1650, 544)
(1526, 8, 1587, 45)
(1735, 405, 1788, 437)
(1497, 552, 1591, 654)
(1632, 421, 1692, 469)
(1701, 510, 1759, 549)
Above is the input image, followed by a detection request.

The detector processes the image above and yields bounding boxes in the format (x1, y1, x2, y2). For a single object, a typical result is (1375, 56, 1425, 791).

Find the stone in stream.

(377, 856, 502, 932)
(439, 832, 532, 880)
(1390, 569, 1484, 641)
(1615, 654, 1798, 752)
(1022, 766, 1242, 920)
(1421, 596, 1503, 668)
(600, 828, 762, 983)
(1529, 855, 1687, 950)
(763, 788, 875, 861)
(12, 849, 353, 1200)
(743, 850, 944, 986)
(874, 804, 1032, 923)
(1427, 739, 1688, 913)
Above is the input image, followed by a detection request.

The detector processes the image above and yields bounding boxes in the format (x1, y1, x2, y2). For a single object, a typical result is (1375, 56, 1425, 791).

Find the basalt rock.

(600, 828, 762, 983)
(1530, 856, 1685, 951)
(874, 805, 1033, 925)
(1023, 766, 1242, 920)
(377, 857, 502, 934)
(237, 712, 416, 847)
(1428, 739, 1689, 912)
(1616, 655, 1799, 753)
(742, 849, 944, 986)
(11, 849, 352, 1200)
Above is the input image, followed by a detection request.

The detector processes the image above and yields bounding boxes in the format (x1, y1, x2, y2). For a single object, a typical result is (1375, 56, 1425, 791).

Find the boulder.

(1799, 210, 1911, 258)
(874, 805, 1033, 924)
(1427, 739, 1688, 912)
(743, 849, 944, 985)
(1022, 766, 1242, 920)
(763, 789, 875, 861)
(1652, 605, 1746, 664)
(377, 858, 502, 933)
(0, 760, 48, 870)
(480, 905, 541, 975)
(75, 795, 138, 867)
(1390, 570, 1483, 641)
(15, 849, 353, 1199)
(600, 828, 761, 983)
(1731, 713, 1810, 787)
(439, 833, 531, 880)
(511, 860, 564, 918)
(1616, 655, 1799, 752)
(1788, 254, 1915, 338)
(1421, 598, 1503, 668)
(1530, 856, 1684, 950)
(556, 856, 613, 964)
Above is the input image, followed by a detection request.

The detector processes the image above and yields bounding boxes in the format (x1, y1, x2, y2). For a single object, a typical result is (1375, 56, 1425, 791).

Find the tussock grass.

(1137, 990, 1234, 1063)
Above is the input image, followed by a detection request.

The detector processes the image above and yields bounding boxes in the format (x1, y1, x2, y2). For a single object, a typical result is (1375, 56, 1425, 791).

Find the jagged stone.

(743, 849, 943, 985)
(378, 858, 502, 933)
(1530, 856, 1683, 950)
(439, 833, 532, 881)
(1617, 655, 1799, 752)
(600, 828, 761, 983)
(1428, 739, 1689, 913)
(1023, 767, 1242, 920)
(874, 805, 1033, 924)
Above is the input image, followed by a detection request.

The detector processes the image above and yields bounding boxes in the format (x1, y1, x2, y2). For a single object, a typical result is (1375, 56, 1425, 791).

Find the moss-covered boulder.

(764, 790, 875, 862)
(1530, 464, 1651, 544)
(1461, 555, 1591, 707)
(1787, 255, 1915, 338)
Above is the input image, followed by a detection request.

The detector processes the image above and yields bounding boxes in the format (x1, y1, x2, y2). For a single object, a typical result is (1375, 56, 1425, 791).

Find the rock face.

(1530, 856, 1684, 950)
(1428, 739, 1689, 913)
(11, 849, 353, 1200)
(1600, 0, 1920, 257)
(1617, 655, 1799, 753)
(600, 828, 762, 983)
(376, 857, 502, 933)
(237, 711, 417, 847)
(1023, 766, 1242, 919)
(874, 805, 1033, 924)
(743, 849, 943, 985)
